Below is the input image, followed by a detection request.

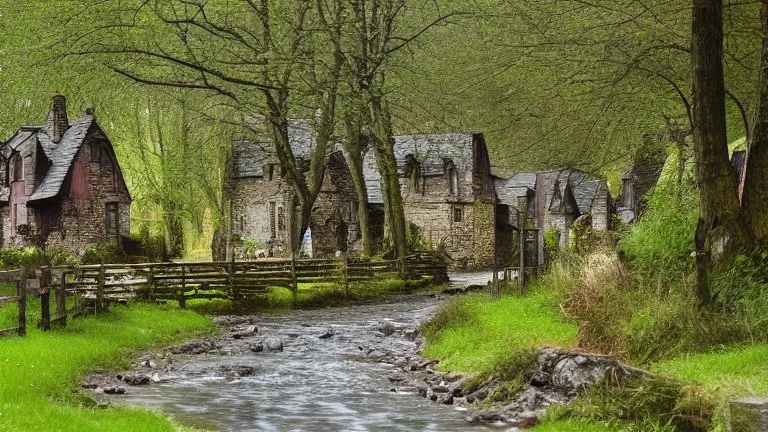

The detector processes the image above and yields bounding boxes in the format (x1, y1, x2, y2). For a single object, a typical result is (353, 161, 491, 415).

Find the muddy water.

(113, 274, 495, 432)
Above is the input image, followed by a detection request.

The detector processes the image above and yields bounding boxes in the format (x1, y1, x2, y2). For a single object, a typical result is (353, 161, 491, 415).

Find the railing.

(0, 252, 448, 339)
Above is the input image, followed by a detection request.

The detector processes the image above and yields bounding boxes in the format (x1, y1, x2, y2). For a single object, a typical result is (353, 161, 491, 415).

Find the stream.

(104, 273, 496, 432)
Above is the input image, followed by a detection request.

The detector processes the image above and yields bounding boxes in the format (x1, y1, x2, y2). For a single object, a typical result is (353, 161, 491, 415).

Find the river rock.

(377, 320, 396, 336)
(169, 339, 220, 355)
(318, 327, 335, 339)
(265, 338, 283, 352)
(219, 365, 257, 377)
(249, 342, 264, 353)
(118, 373, 151, 385)
(103, 386, 126, 395)
(232, 325, 258, 339)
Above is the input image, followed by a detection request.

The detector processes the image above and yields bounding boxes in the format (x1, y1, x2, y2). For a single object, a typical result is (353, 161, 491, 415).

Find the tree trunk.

(343, 117, 372, 257)
(691, 0, 747, 307)
(742, 1, 768, 244)
(369, 95, 408, 266)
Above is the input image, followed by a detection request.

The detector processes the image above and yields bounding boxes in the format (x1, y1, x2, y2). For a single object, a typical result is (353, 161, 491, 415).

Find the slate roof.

(364, 132, 477, 204)
(535, 168, 604, 216)
(231, 119, 317, 179)
(495, 172, 536, 207)
(2, 115, 96, 203)
(28, 115, 95, 202)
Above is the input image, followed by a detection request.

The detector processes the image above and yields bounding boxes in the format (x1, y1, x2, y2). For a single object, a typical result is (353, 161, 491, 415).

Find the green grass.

(652, 343, 768, 397)
(422, 290, 577, 374)
(187, 278, 431, 314)
(531, 419, 619, 431)
(0, 303, 214, 432)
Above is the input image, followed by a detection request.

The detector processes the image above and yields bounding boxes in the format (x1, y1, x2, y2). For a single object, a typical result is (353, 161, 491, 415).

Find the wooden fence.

(0, 253, 448, 338)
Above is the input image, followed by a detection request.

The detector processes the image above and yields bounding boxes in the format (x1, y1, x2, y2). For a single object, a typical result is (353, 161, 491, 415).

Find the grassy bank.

(0, 303, 214, 432)
(422, 290, 576, 374)
(187, 278, 433, 315)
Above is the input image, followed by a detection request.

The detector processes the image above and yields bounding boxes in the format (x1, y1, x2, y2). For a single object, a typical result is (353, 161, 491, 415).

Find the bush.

(618, 185, 697, 287)
(0, 247, 77, 270)
(81, 243, 127, 264)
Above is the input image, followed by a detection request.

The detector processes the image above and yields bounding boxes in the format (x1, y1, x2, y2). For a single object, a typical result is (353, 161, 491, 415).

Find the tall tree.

(690, 0, 747, 306)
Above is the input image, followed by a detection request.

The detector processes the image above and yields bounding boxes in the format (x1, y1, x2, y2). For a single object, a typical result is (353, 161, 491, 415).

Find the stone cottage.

(495, 168, 611, 252)
(0, 95, 132, 253)
(230, 129, 498, 267)
(229, 119, 361, 258)
(363, 133, 497, 268)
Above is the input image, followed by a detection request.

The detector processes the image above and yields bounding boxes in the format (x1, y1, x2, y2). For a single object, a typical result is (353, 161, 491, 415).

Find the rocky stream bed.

(83, 274, 643, 431)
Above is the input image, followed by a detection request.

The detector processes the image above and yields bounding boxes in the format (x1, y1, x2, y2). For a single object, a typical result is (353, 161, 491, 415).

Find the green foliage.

(81, 243, 127, 265)
(405, 222, 424, 250)
(618, 185, 698, 284)
(0, 247, 77, 270)
(421, 291, 577, 374)
(0, 303, 213, 432)
(553, 376, 713, 432)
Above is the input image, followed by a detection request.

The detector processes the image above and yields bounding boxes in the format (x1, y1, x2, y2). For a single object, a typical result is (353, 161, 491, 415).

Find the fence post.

(55, 271, 67, 328)
(179, 265, 186, 308)
(38, 267, 51, 331)
(96, 263, 105, 313)
(147, 265, 155, 301)
(16, 274, 26, 337)
(229, 254, 235, 300)
(290, 255, 298, 303)
(343, 253, 349, 299)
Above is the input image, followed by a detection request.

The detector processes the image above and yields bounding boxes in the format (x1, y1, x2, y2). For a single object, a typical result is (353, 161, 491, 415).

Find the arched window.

(445, 159, 458, 195)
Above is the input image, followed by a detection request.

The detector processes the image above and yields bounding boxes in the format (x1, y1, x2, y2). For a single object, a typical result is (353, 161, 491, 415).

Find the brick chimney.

(49, 95, 69, 143)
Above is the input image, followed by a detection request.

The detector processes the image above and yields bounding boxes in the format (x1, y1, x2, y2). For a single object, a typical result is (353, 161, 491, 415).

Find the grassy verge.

(187, 278, 435, 315)
(0, 303, 214, 432)
(422, 289, 577, 374)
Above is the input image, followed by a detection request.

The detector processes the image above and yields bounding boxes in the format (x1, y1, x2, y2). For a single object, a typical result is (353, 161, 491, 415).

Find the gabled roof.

(364, 132, 479, 204)
(27, 115, 95, 202)
(231, 119, 317, 179)
(536, 168, 604, 216)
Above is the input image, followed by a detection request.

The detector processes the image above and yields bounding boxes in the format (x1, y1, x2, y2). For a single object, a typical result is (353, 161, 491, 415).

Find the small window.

(269, 201, 277, 238)
(445, 160, 458, 195)
(105, 203, 119, 241)
(453, 206, 463, 223)
(11, 154, 23, 182)
(267, 164, 275, 181)
(90, 142, 101, 162)
(277, 205, 285, 232)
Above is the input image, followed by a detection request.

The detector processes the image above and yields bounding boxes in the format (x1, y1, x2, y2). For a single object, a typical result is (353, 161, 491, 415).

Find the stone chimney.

(49, 94, 69, 144)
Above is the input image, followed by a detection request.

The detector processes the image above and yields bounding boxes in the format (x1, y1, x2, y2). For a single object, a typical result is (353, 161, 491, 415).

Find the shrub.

(618, 185, 697, 286)
(81, 243, 127, 264)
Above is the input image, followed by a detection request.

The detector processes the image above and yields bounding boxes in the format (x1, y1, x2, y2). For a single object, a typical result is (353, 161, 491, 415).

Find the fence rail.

(0, 253, 448, 339)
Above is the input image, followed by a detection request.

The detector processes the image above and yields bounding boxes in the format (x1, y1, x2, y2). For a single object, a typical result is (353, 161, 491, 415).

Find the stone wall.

(310, 153, 361, 257)
(230, 176, 290, 256)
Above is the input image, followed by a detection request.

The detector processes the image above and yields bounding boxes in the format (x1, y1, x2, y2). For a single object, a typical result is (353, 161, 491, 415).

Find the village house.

(229, 119, 361, 258)
(363, 133, 498, 268)
(0, 95, 132, 253)
(230, 129, 498, 267)
(230, 123, 616, 269)
(494, 168, 611, 261)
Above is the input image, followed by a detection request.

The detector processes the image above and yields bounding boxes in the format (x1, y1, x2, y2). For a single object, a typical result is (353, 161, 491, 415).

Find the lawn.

(422, 290, 578, 374)
(652, 344, 768, 398)
(0, 303, 214, 432)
